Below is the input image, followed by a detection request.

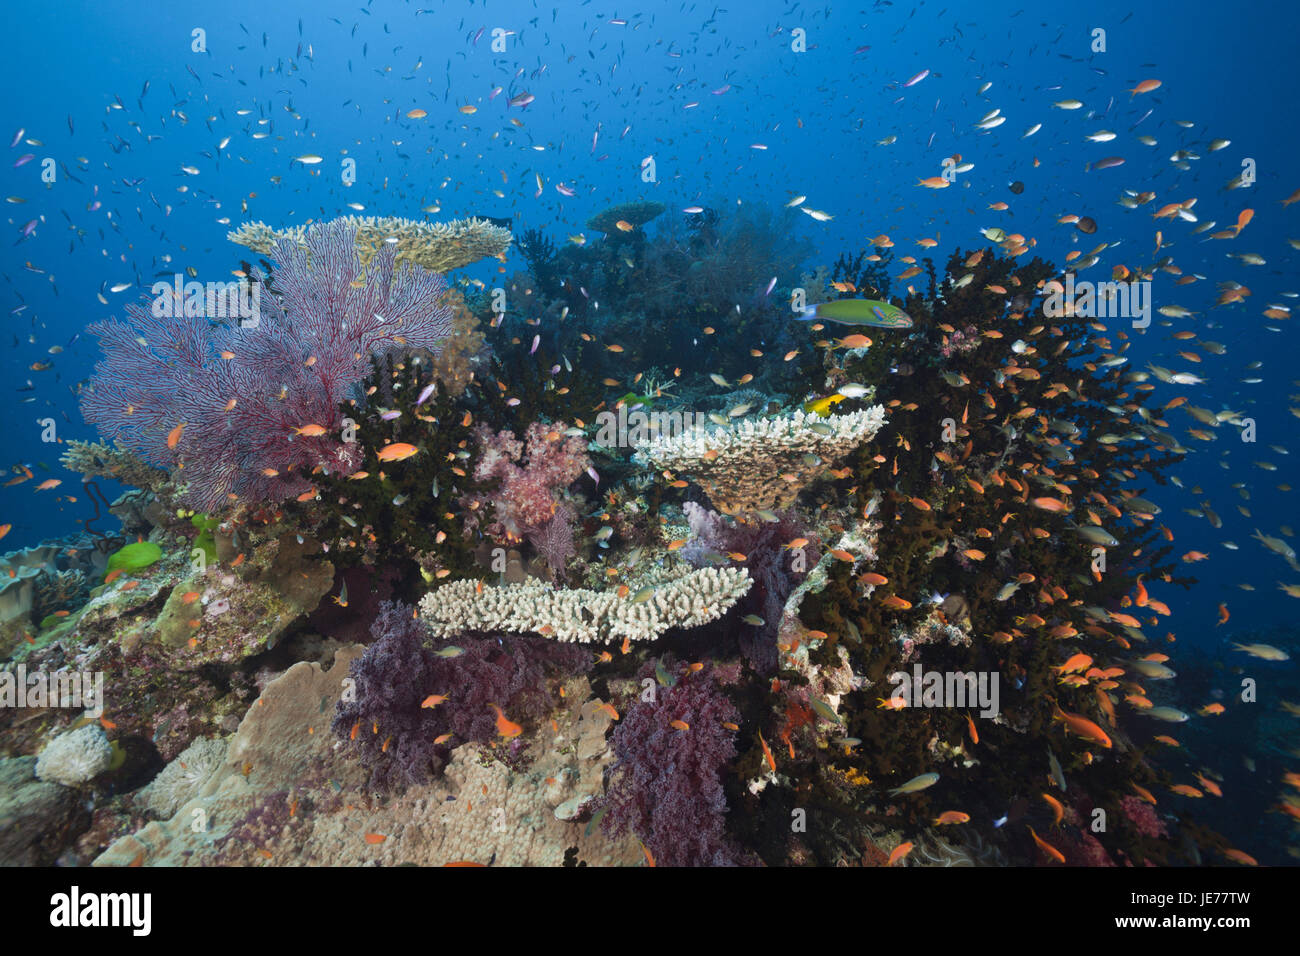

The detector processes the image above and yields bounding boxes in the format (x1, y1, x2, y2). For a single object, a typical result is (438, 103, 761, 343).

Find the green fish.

(615, 391, 654, 410)
(809, 697, 842, 724)
(796, 299, 914, 329)
(887, 772, 940, 796)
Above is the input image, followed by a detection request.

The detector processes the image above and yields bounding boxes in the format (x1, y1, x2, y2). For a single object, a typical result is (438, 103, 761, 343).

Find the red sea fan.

(80, 220, 453, 511)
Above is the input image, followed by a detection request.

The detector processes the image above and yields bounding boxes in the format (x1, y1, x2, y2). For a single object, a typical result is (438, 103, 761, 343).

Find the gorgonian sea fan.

(80, 220, 453, 510)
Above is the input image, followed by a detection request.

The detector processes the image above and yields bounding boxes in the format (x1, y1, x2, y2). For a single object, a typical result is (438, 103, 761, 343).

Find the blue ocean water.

(0, 0, 1296, 865)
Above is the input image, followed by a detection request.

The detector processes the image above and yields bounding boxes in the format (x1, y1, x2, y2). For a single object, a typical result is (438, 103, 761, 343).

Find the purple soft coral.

(682, 501, 814, 673)
(602, 662, 745, 866)
(81, 220, 452, 510)
(332, 602, 590, 790)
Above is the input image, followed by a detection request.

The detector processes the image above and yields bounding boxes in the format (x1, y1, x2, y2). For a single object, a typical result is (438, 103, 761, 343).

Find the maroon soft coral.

(601, 661, 746, 866)
(332, 602, 590, 791)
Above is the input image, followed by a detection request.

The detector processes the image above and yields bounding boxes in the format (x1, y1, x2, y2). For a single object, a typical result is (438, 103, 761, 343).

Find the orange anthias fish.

(1041, 792, 1065, 825)
(1055, 653, 1093, 674)
(886, 842, 915, 866)
(490, 704, 522, 739)
(376, 442, 420, 462)
(166, 422, 187, 449)
(1054, 706, 1113, 749)
(1131, 783, 1158, 805)
(1027, 825, 1066, 863)
(758, 731, 776, 773)
(1195, 774, 1223, 797)
(932, 811, 970, 825)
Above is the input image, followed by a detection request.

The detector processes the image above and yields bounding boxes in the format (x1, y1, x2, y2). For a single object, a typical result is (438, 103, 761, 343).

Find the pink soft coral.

(469, 422, 590, 542)
(1120, 795, 1169, 839)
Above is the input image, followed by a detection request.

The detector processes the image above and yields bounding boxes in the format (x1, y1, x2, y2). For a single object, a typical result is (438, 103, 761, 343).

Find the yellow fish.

(801, 394, 847, 417)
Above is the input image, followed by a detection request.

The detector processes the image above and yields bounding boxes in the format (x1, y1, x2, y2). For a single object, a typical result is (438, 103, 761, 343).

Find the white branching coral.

(35, 724, 112, 786)
(638, 407, 887, 513)
(229, 215, 512, 273)
(136, 736, 228, 817)
(418, 567, 753, 644)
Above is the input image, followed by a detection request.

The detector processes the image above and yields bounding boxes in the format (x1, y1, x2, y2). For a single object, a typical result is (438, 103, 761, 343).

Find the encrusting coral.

(135, 736, 228, 817)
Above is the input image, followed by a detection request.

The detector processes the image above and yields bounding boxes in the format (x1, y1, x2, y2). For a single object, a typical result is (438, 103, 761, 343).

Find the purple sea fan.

(80, 220, 453, 510)
(602, 663, 745, 866)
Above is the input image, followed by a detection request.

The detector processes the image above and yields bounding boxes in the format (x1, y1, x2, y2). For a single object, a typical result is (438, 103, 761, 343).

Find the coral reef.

(0, 197, 1228, 870)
